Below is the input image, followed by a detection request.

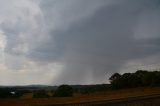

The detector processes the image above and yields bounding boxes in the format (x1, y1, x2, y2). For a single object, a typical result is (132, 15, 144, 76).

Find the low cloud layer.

(0, 0, 160, 85)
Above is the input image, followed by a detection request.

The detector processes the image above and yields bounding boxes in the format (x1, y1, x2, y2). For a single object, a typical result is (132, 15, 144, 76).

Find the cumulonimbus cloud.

(0, 0, 160, 85)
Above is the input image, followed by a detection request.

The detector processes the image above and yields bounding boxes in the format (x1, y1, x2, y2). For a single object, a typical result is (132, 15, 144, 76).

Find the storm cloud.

(0, 0, 160, 85)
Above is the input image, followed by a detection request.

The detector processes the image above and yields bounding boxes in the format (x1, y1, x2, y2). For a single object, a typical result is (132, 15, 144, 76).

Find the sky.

(0, 0, 160, 85)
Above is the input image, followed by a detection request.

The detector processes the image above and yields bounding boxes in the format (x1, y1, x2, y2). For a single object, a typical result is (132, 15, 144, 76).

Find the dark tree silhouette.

(54, 85, 73, 97)
(109, 70, 160, 89)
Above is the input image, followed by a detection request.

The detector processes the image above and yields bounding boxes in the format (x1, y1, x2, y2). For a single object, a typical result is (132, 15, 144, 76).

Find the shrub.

(32, 90, 49, 98)
(54, 85, 73, 97)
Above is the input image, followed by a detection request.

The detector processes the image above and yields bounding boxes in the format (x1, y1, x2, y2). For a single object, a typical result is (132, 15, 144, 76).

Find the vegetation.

(73, 84, 110, 94)
(1, 87, 160, 106)
(0, 88, 23, 98)
(32, 90, 49, 98)
(54, 85, 73, 97)
(109, 70, 160, 89)
(1, 70, 160, 100)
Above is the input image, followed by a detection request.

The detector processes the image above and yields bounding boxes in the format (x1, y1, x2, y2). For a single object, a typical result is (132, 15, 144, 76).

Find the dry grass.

(1, 87, 160, 106)
(20, 93, 33, 99)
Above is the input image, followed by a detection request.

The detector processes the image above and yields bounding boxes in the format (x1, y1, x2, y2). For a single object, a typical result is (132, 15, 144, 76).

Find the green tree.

(109, 73, 121, 81)
(109, 70, 160, 89)
(0, 89, 12, 98)
(54, 85, 73, 97)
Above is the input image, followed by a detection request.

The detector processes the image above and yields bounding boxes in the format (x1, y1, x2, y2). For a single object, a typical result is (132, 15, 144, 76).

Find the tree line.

(109, 70, 160, 89)
(1, 70, 160, 98)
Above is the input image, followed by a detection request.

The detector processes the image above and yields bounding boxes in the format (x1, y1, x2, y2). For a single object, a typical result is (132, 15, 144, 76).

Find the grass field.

(1, 87, 160, 106)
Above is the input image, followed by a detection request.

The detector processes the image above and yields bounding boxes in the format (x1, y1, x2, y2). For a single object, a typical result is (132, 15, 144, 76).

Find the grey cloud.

(1, 0, 160, 85)
(27, 0, 160, 84)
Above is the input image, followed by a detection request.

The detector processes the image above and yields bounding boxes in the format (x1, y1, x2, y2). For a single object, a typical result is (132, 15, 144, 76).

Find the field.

(1, 87, 160, 106)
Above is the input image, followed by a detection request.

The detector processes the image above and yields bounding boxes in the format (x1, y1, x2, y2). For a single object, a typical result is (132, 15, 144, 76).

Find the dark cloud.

(1, 0, 160, 85)
(27, 0, 160, 84)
